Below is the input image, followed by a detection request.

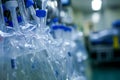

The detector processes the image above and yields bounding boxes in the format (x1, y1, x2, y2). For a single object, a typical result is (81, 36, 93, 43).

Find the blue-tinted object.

(52, 18, 59, 23)
(61, 0, 70, 6)
(26, 0, 34, 8)
(55, 70, 59, 77)
(4, 17, 8, 22)
(32, 64, 35, 69)
(17, 16, 22, 23)
(91, 37, 113, 45)
(11, 59, 16, 69)
(112, 20, 120, 28)
(68, 52, 71, 57)
(36, 10, 46, 18)
(52, 25, 72, 32)
(8, 21, 13, 27)
(2, 4, 6, 11)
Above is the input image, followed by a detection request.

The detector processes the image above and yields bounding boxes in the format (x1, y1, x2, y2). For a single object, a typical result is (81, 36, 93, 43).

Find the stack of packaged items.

(0, 0, 87, 80)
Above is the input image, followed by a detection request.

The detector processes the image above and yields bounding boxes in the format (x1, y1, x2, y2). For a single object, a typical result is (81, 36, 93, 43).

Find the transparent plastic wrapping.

(0, 0, 5, 30)
(0, 0, 87, 80)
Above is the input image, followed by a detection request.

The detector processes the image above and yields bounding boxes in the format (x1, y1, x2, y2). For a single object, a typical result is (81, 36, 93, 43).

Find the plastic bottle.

(0, 1, 6, 79)
(17, 0, 28, 25)
(5, 0, 20, 31)
(0, 0, 5, 31)
(26, 0, 40, 25)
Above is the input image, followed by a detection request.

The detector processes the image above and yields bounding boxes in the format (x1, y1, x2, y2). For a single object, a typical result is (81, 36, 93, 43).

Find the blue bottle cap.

(52, 25, 72, 32)
(51, 25, 59, 30)
(63, 26, 72, 32)
(36, 10, 46, 18)
(17, 16, 22, 23)
(26, 0, 34, 8)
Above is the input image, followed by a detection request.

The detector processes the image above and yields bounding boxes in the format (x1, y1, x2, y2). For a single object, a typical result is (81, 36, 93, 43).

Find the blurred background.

(62, 0, 120, 80)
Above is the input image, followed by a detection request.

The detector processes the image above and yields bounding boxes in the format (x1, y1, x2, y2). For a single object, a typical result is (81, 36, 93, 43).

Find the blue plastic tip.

(11, 59, 16, 69)
(36, 10, 46, 18)
(26, 0, 34, 8)
(17, 16, 22, 23)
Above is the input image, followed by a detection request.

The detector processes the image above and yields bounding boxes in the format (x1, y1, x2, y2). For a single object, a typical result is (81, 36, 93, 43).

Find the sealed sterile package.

(0, 0, 88, 80)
